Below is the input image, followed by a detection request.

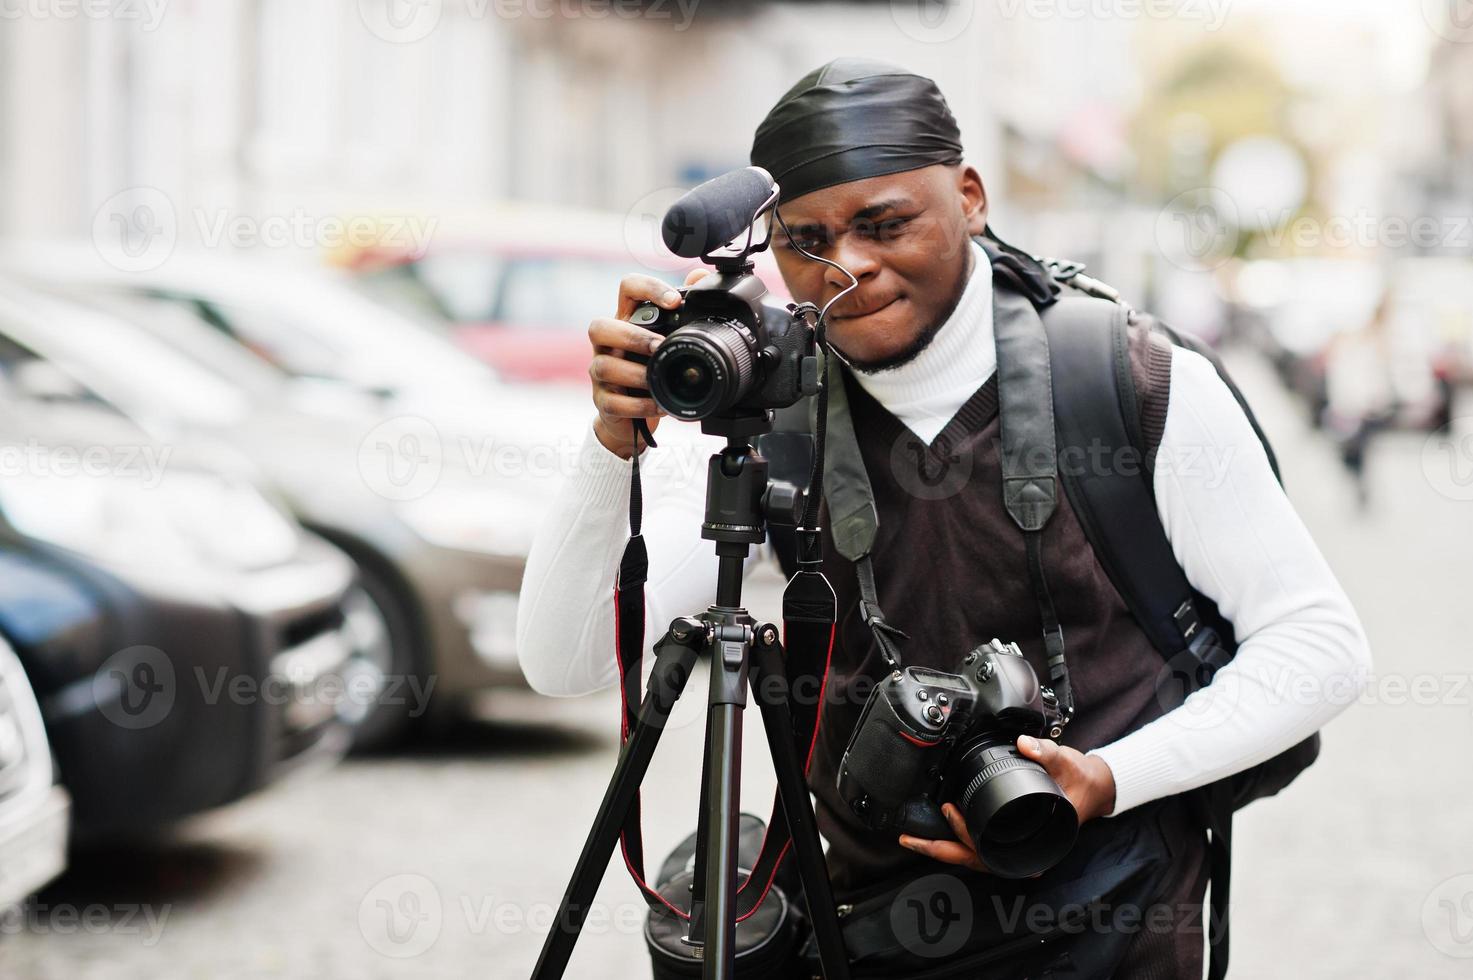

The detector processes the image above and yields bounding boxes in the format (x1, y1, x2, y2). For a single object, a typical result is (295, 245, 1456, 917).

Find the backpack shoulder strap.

(1039, 294, 1219, 663)
(1039, 292, 1241, 980)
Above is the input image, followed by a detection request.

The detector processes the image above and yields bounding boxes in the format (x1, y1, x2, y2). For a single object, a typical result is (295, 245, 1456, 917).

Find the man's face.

(770, 164, 987, 370)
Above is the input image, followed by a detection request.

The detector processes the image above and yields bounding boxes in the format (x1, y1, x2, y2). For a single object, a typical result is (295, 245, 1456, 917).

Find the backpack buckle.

(1037, 256, 1125, 304)
(1038, 256, 1087, 281)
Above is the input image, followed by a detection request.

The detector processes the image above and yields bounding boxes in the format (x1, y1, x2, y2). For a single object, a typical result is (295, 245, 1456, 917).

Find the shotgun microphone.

(661, 166, 777, 259)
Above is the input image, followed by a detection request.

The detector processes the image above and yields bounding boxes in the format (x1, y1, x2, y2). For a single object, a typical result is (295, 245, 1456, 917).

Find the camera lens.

(646, 318, 756, 420)
(664, 353, 713, 406)
(950, 738, 1078, 879)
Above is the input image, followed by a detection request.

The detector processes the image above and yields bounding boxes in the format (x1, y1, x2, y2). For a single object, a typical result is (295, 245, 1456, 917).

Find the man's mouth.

(832, 296, 900, 321)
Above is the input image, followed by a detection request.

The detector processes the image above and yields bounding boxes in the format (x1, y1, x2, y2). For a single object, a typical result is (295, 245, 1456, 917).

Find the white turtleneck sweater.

(515, 241, 1370, 818)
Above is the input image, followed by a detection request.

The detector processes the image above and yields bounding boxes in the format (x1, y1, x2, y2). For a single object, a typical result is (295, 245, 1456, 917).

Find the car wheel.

(339, 570, 423, 751)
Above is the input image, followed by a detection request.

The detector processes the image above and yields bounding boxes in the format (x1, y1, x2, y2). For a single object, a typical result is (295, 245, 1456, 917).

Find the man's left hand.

(897, 735, 1117, 871)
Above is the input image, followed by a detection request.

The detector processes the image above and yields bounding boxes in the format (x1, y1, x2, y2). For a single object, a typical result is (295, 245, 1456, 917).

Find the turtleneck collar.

(848, 239, 995, 444)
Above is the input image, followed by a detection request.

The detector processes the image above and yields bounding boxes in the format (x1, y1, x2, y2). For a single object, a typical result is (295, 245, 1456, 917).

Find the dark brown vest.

(798, 313, 1184, 897)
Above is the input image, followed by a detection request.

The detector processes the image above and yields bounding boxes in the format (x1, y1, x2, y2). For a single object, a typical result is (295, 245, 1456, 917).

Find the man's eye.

(873, 217, 911, 240)
(785, 235, 826, 252)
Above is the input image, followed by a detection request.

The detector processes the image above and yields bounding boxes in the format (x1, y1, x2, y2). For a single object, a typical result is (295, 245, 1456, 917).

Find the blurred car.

(0, 308, 365, 832)
(336, 204, 787, 384)
(349, 241, 689, 384)
(0, 257, 589, 745)
(0, 631, 69, 908)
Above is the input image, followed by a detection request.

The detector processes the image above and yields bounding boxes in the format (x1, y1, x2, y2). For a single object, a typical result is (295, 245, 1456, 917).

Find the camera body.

(837, 639, 1078, 878)
(629, 266, 820, 423)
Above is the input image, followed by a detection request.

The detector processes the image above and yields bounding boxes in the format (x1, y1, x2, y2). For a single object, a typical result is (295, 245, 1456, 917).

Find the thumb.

(1017, 734, 1060, 770)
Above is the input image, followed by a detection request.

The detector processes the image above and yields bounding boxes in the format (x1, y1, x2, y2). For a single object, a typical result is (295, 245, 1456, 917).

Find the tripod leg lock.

(646, 622, 706, 714)
(709, 624, 751, 707)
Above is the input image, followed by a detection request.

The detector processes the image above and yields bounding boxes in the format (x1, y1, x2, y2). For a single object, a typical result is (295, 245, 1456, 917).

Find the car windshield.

(356, 252, 683, 329)
(169, 274, 500, 392)
(0, 291, 259, 426)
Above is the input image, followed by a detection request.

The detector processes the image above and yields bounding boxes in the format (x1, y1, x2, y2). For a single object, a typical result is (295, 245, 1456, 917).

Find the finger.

(941, 804, 973, 849)
(1017, 734, 1059, 769)
(899, 835, 985, 871)
(593, 389, 662, 420)
(615, 274, 684, 320)
(682, 266, 712, 287)
(589, 316, 664, 357)
(589, 353, 649, 390)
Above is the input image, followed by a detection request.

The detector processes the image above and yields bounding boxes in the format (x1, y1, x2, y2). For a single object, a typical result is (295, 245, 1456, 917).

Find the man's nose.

(824, 237, 879, 290)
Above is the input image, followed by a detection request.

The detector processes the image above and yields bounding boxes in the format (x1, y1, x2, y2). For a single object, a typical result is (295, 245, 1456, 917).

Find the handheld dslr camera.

(628, 166, 821, 434)
(837, 639, 1078, 878)
(629, 272, 820, 424)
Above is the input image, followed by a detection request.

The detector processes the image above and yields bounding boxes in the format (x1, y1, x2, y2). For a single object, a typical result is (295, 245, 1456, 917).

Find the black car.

(0, 366, 369, 835)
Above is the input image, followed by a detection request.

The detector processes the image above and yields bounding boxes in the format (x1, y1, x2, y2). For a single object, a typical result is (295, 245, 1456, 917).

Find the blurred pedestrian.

(1322, 294, 1397, 510)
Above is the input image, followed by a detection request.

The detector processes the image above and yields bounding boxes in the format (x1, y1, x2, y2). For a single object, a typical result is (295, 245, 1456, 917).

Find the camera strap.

(819, 354, 907, 670)
(992, 285, 1075, 723)
(613, 422, 838, 923)
(818, 283, 1076, 717)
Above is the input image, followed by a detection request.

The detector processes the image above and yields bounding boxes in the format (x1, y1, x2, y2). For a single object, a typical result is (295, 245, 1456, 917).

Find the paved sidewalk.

(2, 351, 1469, 979)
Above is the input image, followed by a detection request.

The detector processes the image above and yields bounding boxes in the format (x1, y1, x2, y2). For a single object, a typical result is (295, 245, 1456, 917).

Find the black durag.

(750, 58, 965, 203)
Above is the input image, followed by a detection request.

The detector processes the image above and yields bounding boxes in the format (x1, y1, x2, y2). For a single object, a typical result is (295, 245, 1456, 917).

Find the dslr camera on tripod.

(627, 166, 822, 433)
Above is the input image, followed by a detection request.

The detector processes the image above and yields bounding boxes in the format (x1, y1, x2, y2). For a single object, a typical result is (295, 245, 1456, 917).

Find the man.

(517, 59, 1369, 976)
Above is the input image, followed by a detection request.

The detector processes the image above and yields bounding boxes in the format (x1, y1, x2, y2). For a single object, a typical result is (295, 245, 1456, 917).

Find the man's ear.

(957, 164, 988, 237)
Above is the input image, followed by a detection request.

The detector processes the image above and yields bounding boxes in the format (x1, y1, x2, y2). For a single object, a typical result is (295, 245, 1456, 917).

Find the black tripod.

(532, 421, 851, 979)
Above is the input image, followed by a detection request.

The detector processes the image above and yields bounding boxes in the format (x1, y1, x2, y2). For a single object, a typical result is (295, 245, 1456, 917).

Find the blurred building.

(0, 1, 1019, 251)
(1394, 32, 1473, 256)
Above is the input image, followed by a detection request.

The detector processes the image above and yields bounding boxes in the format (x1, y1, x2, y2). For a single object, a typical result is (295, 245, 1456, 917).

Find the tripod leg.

(684, 702, 717, 944)
(698, 623, 750, 978)
(531, 628, 701, 980)
(750, 632, 852, 980)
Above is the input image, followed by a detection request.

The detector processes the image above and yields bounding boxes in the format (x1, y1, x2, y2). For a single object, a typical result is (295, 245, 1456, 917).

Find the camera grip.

(837, 681, 944, 829)
(894, 799, 951, 841)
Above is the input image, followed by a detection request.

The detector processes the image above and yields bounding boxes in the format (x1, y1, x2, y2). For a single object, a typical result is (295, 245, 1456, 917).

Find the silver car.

(0, 258, 588, 745)
(0, 636, 69, 910)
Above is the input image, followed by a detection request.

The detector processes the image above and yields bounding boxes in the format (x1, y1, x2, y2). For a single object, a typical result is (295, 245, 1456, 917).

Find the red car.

(345, 223, 791, 386)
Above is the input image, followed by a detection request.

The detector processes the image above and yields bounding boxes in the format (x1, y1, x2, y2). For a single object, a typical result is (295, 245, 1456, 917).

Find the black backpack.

(759, 234, 1320, 980)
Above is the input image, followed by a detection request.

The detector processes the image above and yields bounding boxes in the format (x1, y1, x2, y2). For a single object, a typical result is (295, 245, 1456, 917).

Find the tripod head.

(700, 433, 805, 611)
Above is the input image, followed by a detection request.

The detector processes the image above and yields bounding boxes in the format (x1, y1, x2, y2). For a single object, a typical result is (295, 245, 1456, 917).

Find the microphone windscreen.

(661, 167, 776, 258)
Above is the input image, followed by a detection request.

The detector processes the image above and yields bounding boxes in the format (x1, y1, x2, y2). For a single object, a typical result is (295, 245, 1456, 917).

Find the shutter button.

(925, 705, 943, 724)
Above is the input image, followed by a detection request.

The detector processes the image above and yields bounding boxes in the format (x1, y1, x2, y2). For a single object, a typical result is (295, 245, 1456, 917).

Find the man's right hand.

(588, 268, 707, 459)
